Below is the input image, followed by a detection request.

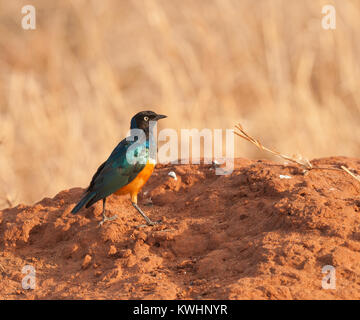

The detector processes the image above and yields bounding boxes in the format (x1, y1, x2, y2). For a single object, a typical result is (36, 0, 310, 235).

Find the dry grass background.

(0, 0, 360, 207)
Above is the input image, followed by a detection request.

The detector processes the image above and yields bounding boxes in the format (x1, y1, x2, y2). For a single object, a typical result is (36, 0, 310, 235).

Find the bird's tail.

(71, 191, 96, 214)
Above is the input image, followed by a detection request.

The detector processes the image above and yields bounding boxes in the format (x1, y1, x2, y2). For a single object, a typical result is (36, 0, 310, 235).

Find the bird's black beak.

(155, 114, 167, 120)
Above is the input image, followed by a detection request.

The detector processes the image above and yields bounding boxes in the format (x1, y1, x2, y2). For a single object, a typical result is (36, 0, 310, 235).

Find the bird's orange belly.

(115, 162, 155, 197)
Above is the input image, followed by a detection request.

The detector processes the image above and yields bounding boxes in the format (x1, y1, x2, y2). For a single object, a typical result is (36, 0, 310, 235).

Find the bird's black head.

(130, 110, 167, 132)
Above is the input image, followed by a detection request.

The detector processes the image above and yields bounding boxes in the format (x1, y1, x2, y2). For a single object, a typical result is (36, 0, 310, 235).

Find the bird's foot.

(98, 214, 118, 226)
(136, 219, 162, 229)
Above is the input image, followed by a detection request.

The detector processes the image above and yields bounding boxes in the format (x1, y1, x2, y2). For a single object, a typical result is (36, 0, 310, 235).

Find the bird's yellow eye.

(144, 116, 149, 121)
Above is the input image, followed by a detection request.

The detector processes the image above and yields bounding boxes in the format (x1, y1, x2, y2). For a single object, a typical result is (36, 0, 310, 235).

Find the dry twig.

(234, 123, 360, 183)
(235, 123, 312, 170)
(0, 194, 14, 208)
(341, 166, 360, 183)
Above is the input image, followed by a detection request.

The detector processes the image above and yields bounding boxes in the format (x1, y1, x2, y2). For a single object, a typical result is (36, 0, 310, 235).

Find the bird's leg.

(132, 202, 160, 227)
(131, 193, 161, 227)
(99, 198, 118, 226)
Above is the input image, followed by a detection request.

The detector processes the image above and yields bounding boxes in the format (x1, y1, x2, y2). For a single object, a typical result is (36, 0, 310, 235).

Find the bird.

(71, 110, 167, 226)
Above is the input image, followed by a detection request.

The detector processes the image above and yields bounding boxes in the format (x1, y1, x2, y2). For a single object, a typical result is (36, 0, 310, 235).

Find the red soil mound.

(1, 157, 360, 300)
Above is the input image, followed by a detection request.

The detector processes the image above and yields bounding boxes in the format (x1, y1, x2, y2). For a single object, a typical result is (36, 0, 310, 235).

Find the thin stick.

(0, 194, 14, 208)
(234, 123, 312, 170)
(234, 123, 360, 183)
(341, 166, 360, 183)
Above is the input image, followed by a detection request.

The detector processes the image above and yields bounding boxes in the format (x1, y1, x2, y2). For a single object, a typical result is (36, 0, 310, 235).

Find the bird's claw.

(98, 214, 118, 226)
(136, 219, 162, 229)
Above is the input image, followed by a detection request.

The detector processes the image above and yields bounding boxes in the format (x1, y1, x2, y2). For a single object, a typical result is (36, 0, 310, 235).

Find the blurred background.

(0, 0, 360, 207)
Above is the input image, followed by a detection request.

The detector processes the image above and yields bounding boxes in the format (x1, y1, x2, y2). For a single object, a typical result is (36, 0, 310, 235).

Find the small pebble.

(108, 245, 117, 256)
(279, 175, 292, 179)
(168, 171, 177, 180)
(212, 160, 220, 167)
(81, 254, 92, 270)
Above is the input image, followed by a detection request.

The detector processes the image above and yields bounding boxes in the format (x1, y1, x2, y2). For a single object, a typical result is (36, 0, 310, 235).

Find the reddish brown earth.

(1, 157, 360, 300)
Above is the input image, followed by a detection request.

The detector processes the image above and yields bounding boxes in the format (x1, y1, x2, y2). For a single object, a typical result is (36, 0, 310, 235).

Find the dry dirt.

(1, 157, 360, 300)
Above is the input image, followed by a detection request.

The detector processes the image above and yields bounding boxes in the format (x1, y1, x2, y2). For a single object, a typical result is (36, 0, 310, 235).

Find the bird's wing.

(85, 138, 148, 207)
